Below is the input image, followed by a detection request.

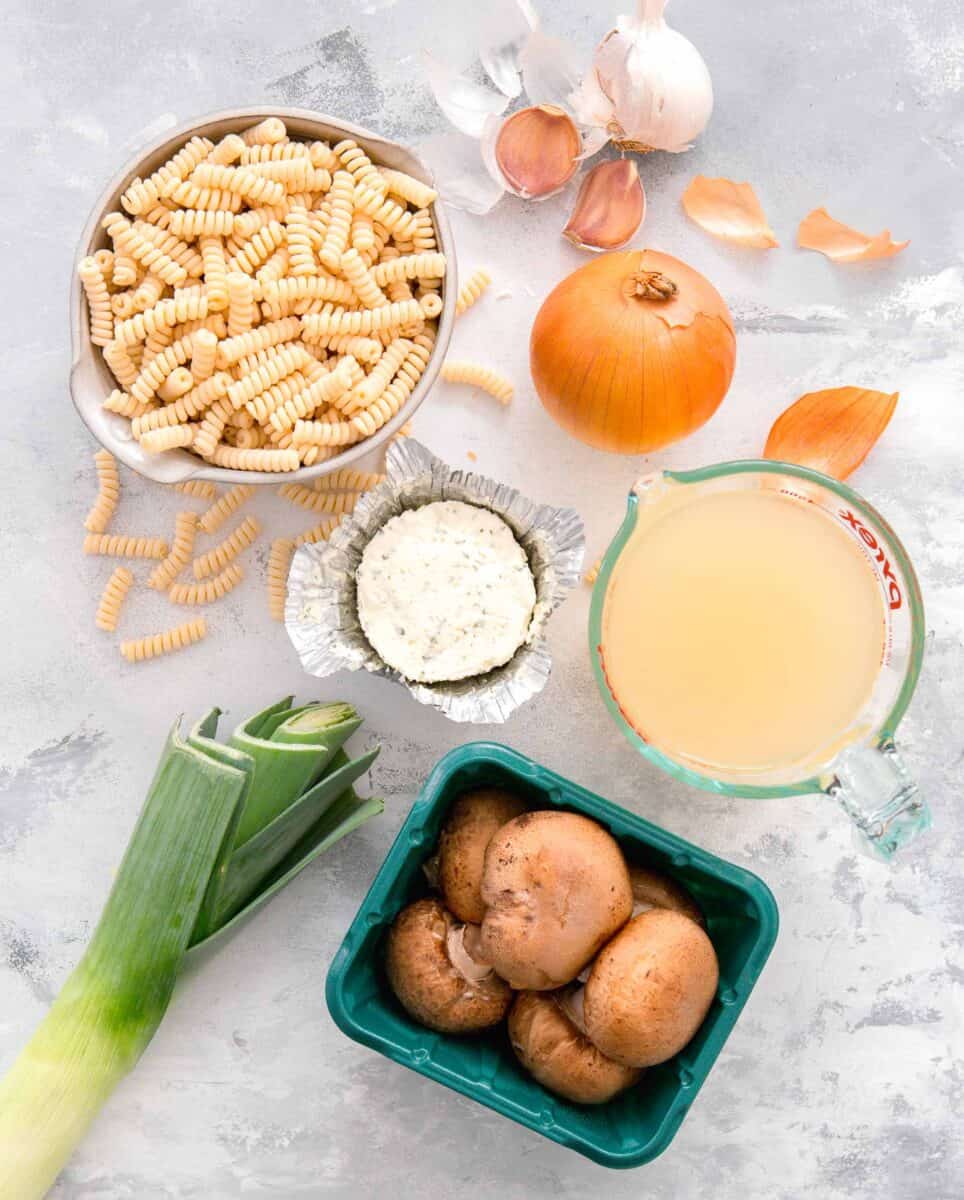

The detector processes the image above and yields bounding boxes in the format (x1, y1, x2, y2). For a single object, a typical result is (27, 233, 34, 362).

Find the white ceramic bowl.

(70, 107, 457, 486)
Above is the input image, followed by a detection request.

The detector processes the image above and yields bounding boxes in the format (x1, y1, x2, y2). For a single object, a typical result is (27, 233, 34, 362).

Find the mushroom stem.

(446, 923, 495, 984)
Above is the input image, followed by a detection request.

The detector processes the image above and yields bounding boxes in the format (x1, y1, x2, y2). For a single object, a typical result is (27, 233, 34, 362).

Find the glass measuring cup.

(589, 460, 929, 860)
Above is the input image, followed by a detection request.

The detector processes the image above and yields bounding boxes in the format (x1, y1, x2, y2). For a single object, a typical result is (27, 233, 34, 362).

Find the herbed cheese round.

(356, 500, 536, 683)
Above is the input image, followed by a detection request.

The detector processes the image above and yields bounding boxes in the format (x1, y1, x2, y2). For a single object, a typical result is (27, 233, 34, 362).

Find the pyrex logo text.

(839, 509, 902, 610)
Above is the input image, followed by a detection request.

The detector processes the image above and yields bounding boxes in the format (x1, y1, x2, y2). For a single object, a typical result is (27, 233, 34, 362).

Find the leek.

(0, 698, 381, 1198)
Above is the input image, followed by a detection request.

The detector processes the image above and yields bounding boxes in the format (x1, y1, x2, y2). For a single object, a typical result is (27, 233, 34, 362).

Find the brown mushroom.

(583, 908, 719, 1068)
(508, 990, 640, 1104)
(437, 788, 528, 924)
(385, 898, 513, 1034)
(480, 810, 633, 990)
(629, 864, 704, 925)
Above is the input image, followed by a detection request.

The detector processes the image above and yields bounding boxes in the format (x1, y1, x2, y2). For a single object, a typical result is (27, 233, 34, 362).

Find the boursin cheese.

(356, 500, 536, 683)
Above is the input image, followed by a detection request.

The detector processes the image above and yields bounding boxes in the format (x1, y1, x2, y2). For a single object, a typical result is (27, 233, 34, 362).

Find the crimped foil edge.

(285, 439, 585, 724)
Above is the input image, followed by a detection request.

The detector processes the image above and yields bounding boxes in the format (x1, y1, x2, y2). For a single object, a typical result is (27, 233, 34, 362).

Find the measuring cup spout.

(829, 743, 931, 861)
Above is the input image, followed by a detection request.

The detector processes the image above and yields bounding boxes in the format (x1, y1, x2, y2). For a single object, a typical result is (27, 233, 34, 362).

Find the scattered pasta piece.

(294, 517, 341, 545)
(198, 483, 255, 534)
(81, 120, 447, 472)
(148, 511, 197, 590)
(277, 483, 359, 515)
(192, 514, 261, 579)
(169, 562, 244, 605)
(120, 617, 207, 663)
(268, 538, 295, 621)
(455, 268, 492, 316)
(84, 449, 121, 533)
(84, 533, 169, 559)
(95, 566, 135, 632)
(312, 468, 385, 492)
(174, 479, 219, 500)
(584, 557, 602, 586)
(441, 360, 513, 405)
(467, 450, 477, 462)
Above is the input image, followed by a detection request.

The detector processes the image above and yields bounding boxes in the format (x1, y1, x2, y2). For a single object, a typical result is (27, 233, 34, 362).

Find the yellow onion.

(563, 159, 646, 250)
(493, 104, 581, 198)
(530, 250, 736, 454)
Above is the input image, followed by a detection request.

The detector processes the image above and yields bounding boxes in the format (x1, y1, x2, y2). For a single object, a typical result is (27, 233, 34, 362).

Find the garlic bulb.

(572, 0, 713, 153)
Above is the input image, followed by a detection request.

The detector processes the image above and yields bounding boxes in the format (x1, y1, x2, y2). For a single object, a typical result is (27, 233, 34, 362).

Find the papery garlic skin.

(574, 0, 713, 153)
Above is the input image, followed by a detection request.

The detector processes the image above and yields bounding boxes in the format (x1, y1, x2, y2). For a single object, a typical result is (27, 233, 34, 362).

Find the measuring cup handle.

(829, 742, 931, 861)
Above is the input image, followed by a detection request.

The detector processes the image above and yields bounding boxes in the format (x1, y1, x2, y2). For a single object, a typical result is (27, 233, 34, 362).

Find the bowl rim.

(325, 741, 780, 1169)
(70, 105, 457, 486)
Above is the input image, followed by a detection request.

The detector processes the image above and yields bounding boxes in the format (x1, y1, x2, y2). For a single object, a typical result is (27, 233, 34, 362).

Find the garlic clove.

(563, 158, 646, 251)
(492, 104, 581, 199)
(764, 387, 899, 481)
(682, 175, 778, 249)
(797, 207, 909, 262)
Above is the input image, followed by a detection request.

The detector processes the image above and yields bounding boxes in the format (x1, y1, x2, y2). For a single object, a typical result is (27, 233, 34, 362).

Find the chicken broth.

(600, 487, 886, 773)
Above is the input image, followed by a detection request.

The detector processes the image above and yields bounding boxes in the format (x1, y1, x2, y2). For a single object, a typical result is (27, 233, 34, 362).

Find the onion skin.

(530, 250, 736, 454)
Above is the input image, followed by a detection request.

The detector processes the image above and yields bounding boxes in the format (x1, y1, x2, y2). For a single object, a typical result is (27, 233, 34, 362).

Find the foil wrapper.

(285, 439, 585, 723)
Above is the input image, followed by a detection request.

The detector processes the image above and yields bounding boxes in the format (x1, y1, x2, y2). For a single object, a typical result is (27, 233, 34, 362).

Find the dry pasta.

(84, 449, 121, 533)
(209, 445, 301, 472)
(242, 117, 286, 146)
(339, 248, 388, 308)
(148, 511, 198, 590)
(455, 268, 492, 316)
(225, 272, 255, 337)
(319, 171, 354, 272)
(192, 514, 261, 579)
(313, 468, 385, 492)
(277, 484, 359, 516)
(120, 617, 207, 663)
(84, 533, 169, 559)
(174, 479, 218, 500)
(379, 168, 438, 211)
(156, 366, 195, 402)
(371, 252, 446, 288)
(267, 538, 295, 621)
(140, 424, 196, 453)
(190, 328, 218, 381)
(334, 139, 386, 194)
(95, 566, 135, 632)
(198, 483, 255, 534)
(168, 208, 236, 239)
(87, 120, 446, 472)
(441, 360, 513, 405)
(294, 517, 341, 545)
(584, 557, 602, 586)
(78, 257, 114, 346)
(169, 562, 244, 605)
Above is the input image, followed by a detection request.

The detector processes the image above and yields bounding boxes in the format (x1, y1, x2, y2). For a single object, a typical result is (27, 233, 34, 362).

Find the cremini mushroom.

(629, 864, 704, 925)
(479, 810, 633, 990)
(508, 990, 640, 1105)
(437, 788, 528, 924)
(385, 898, 513, 1034)
(583, 908, 719, 1068)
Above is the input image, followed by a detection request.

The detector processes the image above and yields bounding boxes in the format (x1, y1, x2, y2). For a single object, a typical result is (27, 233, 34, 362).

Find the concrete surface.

(1, 1, 962, 1196)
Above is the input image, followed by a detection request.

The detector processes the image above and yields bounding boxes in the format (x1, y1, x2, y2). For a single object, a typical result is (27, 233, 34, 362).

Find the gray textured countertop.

(1, 1, 962, 1196)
